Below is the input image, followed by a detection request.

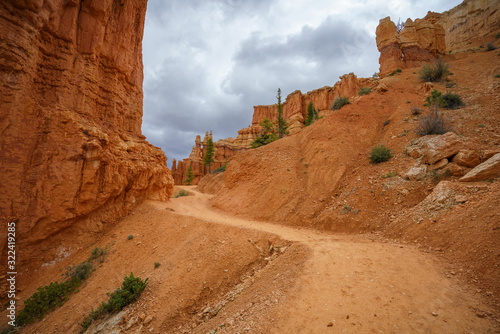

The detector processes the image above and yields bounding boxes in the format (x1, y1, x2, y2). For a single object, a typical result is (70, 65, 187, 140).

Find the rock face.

(376, 13, 445, 76)
(174, 74, 373, 184)
(438, 0, 500, 52)
(0, 1, 173, 270)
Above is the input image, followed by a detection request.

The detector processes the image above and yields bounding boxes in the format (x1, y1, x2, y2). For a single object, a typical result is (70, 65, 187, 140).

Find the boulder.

(405, 165, 428, 181)
(409, 132, 462, 165)
(460, 153, 500, 182)
(453, 149, 481, 168)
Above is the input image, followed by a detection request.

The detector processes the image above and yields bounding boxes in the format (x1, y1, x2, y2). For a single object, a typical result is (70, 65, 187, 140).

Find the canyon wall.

(173, 74, 372, 184)
(0, 0, 173, 272)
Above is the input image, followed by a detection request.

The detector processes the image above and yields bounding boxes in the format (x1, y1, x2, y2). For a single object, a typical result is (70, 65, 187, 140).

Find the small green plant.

(369, 144, 392, 163)
(173, 189, 189, 198)
(388, 68, 402, 76)
(424, 90, 464, 109)
(416, 106, 452, 136)
(89, 247, 107, 263)
(251, 118, 278, 148)
(305, 101, 318, 126)
(477, 124, 485, 128)
(487, 42, 498, 51)
(183, 164, 195, 184)
(382, 171, 398, 178)
(154, 262, 161, 269)
(80, 273, 148, 332)
(419, 58, 449, 82)
(127, 234, 134, 240)
(331, 97, 350, 110)
(342, 204, 352, 214)
(358, 87, 371, 95)
(445, 82, 456, 88)
(373, 72, 379, 79)
(496, 32, 500, 39)
(495, 74, 500, 78)
(212, 159, 229, 174)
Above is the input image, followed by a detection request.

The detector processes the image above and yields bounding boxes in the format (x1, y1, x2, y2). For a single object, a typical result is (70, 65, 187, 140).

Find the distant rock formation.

(376, 13, 445, 76)
(173, 73, 372, 185)
(376, 0, 500, 76)
(0, 1, 173, 271)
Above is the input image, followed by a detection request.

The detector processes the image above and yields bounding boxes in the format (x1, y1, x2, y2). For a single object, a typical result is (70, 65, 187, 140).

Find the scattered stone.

(327, 322, 334, 327)
(460, 153, 500, 182)
(445, 162, 465, 176)
(405, 165, 428, 181)
(476, 311, 486, 318)
(432, 312, 439, 317)
(454, 195, 467, 204)
(432, 158, 448, 170)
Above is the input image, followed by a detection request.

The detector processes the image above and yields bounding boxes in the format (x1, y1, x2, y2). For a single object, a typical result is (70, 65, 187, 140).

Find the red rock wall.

(0, 1, 173, 272)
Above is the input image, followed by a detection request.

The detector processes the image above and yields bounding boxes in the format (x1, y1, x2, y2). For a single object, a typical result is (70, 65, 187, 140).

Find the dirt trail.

(164, 186, 496, 333)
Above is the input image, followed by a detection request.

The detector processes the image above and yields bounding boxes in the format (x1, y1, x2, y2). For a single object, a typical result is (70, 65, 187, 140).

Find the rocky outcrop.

(0, 0, 173, 271)
(438, 0, 500, 52)
(460, 153, 500, 182)
(175, 73, 372, 185)
(376, 14, 445, 76)
(172, 131, 248, 185)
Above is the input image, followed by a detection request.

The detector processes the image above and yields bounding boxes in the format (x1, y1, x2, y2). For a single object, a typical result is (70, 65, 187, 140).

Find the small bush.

(127, 234, 133, 240)
(65, 261, 93, 281)
(388, 68, 402, 76)
(358, 87, 371, 96)
(173, 189, 189, 198)
(495, 74, 500, 78)
(80, 273, 148, 332)
(424, 90, 464, 109)
(89, 247, 107, 262)
(370, 145, 392, 164)
(154, 262, 161, 269)
(419, 58, 449, 82)
(487, 42, 498, 51)
(416, 107, 452, 136)
(496, 32, 500, 39)
(331, 97, 350, 110)
(410, 106, 423, 115)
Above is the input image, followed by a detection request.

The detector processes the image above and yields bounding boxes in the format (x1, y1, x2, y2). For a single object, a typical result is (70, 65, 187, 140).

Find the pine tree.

(203, 137, 215, 173)
(183, 164, 194, 185)
(275, 88, 289, 138)
(305, 101, 317, 126)
(251, 118, 278, 148)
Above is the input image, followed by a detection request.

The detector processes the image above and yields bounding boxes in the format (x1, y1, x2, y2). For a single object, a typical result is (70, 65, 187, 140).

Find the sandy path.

(163, 187, 495, 333)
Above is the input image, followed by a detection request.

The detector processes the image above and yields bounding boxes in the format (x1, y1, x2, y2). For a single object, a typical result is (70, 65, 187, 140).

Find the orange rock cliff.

(0, 0, 173, 272)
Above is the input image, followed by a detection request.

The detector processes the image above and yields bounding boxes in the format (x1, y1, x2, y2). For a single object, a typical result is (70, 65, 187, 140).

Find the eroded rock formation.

(376, 13, 445, 76)
(173, 74, 373, 184)
(0, 0, 173, 272)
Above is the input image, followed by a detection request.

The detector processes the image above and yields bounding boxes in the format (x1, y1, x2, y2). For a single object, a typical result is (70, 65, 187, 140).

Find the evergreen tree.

(305, 101, 318, 126)
(183, 164, 194, 185)
(275, 88, 289, 138)
(203, 137, 215, 173)
(250, 118, 278, 148)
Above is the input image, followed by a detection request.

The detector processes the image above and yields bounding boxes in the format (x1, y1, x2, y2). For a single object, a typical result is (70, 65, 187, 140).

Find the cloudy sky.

(141, 0, 461, 166)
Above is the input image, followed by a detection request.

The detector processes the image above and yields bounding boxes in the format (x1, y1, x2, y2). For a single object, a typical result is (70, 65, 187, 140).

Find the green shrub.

(419, 58, 449, 82)
(80, 274, 148, 332)
(251, 118, 277, 148)
(65, 261, 93, 281)
(358, 87, 371, 95)
(416, 107, 452, 136)
(127, 234, 133, 240)
(331, 97, 349, 110)
(369, 145, 392, 163)
(496, 32, 500, 38)
(424, 90, 463, 109)
(388, 68, 402, 76)
(495, 74, 500, 78)
(154, 262, 161, 269)
(212, 160, 229, 174)
(173, 189, 189, 198)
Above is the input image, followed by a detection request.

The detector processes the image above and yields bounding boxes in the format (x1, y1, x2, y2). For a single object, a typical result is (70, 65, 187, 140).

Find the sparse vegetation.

(369, 144, 392, 164)
(382, 171, 398, 178)
(424, 90, 464, 109)
(154, 262, 161, 269)
(496, 32, 500, 38)
(305, 101, 318, 126)
(80, 273, 148, 333)
(331, 97, 350, 110)
(358, 87, 371, 96)
(416, 106, 452, 136)
(251, 118, 278, 148)
(173, 189, 189, 198)
(487, 42, 498, 51)
(127, 234, 134, 240)
(419, 58, 449, 82)
(495, 74, 500, 78)
(183, 164, 194, 184)
(410, 106, 423, 115)
(16, 248, 108, 327)
(373, 72, 379, 79)
(388, 68, 402, 76)
(212, 160, 229, 174)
